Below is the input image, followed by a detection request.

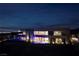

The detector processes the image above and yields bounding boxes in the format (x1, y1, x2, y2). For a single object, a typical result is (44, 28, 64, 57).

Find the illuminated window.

(33, 31, 49, 44)
(71, 37, 78, 41)
(34, 31, 48, 35)
(26, 35, 29, 42)
(70, 35, 78, 43)
(18, 32, 26, 35)
(21, 37, 26, 41)
(41, 37, 50, 43)
(23, 32, 26, 35)
(55, 38, 63, 44)
(33, 37, 49, 44)
(27, 35, 29, 39)
(34, 37, 41, 43)
(17, 32, 30, 42)
(71, 37, 78, 42)
(54, 31, 62, 36)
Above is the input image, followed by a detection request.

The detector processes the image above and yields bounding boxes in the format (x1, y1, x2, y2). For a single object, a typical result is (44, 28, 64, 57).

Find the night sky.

(0, 3, 79, 28)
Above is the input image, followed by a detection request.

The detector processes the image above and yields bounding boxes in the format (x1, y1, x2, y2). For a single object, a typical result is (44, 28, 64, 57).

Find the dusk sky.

(0, 3, 79, 28)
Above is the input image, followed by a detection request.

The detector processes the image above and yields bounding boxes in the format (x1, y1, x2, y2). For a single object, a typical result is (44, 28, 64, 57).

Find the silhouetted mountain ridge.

(0, 24, 79, 31)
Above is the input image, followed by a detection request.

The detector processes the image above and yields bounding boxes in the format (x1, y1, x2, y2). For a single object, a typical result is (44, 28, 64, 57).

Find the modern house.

(0, 27, 79, 45)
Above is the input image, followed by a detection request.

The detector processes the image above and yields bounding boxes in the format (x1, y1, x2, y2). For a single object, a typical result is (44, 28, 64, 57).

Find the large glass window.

(55, 38, 63, 44)
(17, 32, 29, 42)
(33, 37, 49, 44)
(34, 37, 49, 43)
(34, 31, 48, 35)
(33, 31, 49, 44)
(54, 31, 62, 36)
(71, 35, 78, 43)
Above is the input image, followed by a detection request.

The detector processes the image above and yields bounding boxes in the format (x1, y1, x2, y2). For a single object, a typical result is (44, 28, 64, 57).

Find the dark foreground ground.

(0, 40, 79, 56)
